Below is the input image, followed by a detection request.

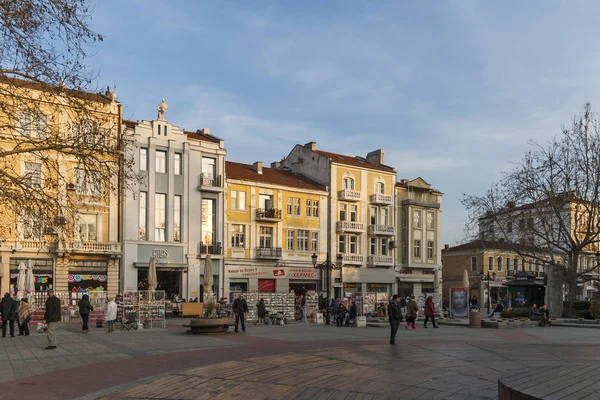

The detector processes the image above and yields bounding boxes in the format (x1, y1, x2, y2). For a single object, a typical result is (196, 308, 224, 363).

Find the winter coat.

(18, 302, 33, 325)
(44, 295, 62, 323)
(331, 299, 339, 314)
(78, 297, 94, 315)
(407, 299, 419, 318)
(348, 303, 357, 319)
(337, 304, 347, 318)
(424, 301, 435, 317)
(257, 299, 267, 319)
(0, 296, 17, 320)
(105, 300, 117, 321)
(232, 298, 248, 315)
(388, 301, 403, 322)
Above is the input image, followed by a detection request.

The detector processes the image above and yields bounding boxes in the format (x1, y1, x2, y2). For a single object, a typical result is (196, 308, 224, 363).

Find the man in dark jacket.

(345, 301, 357, 327)
(232, 294, 248, 333)
(1, 293, 17, 338)
(44, 290, 62, 349)
(388, 295, 403, 345)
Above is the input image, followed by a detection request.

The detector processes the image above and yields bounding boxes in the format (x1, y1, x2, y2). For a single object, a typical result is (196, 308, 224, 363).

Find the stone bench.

(182, 318, 234, 334)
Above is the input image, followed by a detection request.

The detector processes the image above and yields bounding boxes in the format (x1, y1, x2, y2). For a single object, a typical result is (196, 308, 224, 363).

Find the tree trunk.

(545, 264, 564, 318)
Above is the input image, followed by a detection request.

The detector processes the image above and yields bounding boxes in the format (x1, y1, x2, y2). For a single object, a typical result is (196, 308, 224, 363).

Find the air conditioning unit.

(389, 240, 397, 250)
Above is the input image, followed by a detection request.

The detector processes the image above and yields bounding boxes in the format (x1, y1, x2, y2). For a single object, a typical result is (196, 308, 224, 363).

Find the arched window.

(375, 182, 385, 194)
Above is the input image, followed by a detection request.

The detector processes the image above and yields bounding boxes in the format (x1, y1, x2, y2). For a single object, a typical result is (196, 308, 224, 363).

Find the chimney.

(366, 149, 384, 165)
(444, 244, 449, 250)
(253, 161, 263, 174)
(305, 141, 316, 151)
(401, 179, 408, 184)
(271, 161, 281, 169)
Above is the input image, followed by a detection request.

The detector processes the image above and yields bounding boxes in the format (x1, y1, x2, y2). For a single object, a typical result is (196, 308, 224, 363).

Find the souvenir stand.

(121, 290, 166, 328)
(241, 292, 295, 323)
(362, 293, 377, 317)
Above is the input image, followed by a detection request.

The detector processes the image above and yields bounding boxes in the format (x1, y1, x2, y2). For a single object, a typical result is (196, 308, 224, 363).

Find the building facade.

(121, 101, 226, 300)
(224, 161, 328, 301)
(280, 142, 397, 298)
(395, 178, 443, 299)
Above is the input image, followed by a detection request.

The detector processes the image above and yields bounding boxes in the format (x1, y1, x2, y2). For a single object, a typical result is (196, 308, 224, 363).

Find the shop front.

(9, 258, 54, 295)
(131, 244, 189, 300)
(68, 260, 109, 295)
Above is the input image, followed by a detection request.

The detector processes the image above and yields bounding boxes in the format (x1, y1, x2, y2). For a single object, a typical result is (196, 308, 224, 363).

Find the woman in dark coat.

(423, 296, 439, 328)
(78, 294, 94, 333)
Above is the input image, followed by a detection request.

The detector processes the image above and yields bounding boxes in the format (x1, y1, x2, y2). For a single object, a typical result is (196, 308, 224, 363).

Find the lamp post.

(478, 270, 496, 314)
(311, 252, 344, 325)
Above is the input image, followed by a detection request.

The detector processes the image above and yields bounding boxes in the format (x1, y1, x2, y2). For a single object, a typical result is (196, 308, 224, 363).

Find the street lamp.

(478, 270, 496, 314)
(311, 252, 344, 325)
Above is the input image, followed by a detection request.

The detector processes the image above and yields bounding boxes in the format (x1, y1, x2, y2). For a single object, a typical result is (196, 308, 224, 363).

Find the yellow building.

(280, 142, 397, 298)
(224, 161, 328, 300)
(0, 78, 122, 297)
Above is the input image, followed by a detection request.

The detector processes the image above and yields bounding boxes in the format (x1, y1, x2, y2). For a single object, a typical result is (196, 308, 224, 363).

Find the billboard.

(450, 287, 468, 317)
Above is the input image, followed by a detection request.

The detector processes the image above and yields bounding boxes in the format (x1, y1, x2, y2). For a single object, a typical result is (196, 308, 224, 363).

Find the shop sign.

(273, 269, 285, 277)
(227, 266, 292, 279)
(258, 279, 276, 292)
(344, 283, 357, 288)
(152, 249, 169, 259)
(397, 269, 413, 274)
(138, 245, 184, 264)
(289, 268, 318, 280)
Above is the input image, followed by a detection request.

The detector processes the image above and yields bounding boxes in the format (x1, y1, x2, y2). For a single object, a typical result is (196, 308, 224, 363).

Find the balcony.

(198, 173, 223, 192)
(199, 242, 223, 256)
(336, 221, 365, 233)
(62, 242, 121, 255)
(341, 254, 364, 265)
(369, 193, 393, 205)
(367, 255, 394, 267)
(368, 224, 395, 235)
(401, 198, 440, 209)
(255, 208, 282, 222)
(338, 189, 361, 202)
(255, 247, 282, 259)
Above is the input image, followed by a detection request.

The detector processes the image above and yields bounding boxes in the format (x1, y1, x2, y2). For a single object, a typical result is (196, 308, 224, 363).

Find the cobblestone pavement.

(0, 319, 599, 400)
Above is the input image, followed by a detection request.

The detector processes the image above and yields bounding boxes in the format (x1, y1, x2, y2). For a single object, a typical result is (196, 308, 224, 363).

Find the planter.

(183, 318, 232, 334)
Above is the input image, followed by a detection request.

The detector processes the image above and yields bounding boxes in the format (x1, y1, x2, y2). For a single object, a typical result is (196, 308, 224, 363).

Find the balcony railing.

(369, 193, 393, 205)
(64, 242, 121, 254)
(367, 255, 394, 267)
(255, 208, 282, 221)
(401, 198, 441, 209)
(338, 189, 361, 202)
(255, 247, 282, 259)
(198, 173, 223, 191)
(200, 242, 223, 255)
(368, 224, 395, 235)
(336, 221, 365, 233)
(341, 254, 364, 265)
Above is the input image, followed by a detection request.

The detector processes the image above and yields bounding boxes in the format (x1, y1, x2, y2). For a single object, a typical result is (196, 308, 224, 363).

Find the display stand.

(240, 292, 295, 322)
(121, 290, 166, 329)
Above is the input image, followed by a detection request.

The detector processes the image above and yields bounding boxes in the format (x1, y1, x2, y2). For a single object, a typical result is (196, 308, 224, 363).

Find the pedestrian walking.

(345, 301, 357, 327)
(423, 296, 439, 328)
(388, 295, 403, 345)
(232, 294, 248, 332)
(78, 294, 94, 333)
(405, 295, 419, 331)
(18, 298, 33, 336)
(105, 296, 117, 333)
(44, 289, 61, 350)
(1, 293, 17, 338)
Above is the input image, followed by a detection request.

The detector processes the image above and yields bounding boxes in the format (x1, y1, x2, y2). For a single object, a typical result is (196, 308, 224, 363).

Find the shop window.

(140, 148, 148, 171)
(137, 268, 181, 299)
(258, 279, 276, 292)
(231, 224, 245, 248)
(69, 260, 108, 294)
(9, 258, 54, 294)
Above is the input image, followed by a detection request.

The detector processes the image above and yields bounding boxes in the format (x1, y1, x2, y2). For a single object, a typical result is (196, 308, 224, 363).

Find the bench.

(182, 317, 234, 334)
(530, 310, 550, 326)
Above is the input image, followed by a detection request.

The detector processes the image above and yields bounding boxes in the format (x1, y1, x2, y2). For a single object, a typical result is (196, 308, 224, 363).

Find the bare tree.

(0, 1, 135, 247)
(463, 103, 600, 309)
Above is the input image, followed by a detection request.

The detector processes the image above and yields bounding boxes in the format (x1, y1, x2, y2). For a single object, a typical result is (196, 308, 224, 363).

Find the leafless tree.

(463, 103, 600, 306)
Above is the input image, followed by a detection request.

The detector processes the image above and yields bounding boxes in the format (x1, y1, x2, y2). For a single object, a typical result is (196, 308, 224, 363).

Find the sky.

(87, 0, 600, 246)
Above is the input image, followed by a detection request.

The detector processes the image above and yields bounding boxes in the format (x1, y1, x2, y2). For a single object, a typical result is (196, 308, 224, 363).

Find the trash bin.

(469, 310, 481, 328)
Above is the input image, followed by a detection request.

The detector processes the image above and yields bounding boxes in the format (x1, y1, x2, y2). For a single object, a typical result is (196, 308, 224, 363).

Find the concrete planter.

(183, 318, 232, 334)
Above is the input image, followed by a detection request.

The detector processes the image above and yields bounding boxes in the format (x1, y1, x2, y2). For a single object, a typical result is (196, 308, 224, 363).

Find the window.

(18, 112, 32, 137)
(349, 236, 358, 254)
(339, 203, 347, 221)
(402, 240, 407, 261)
(174, 153, 182, 175)
(338, 235, 346, 253)
(139, 192, 147, 240)
(350, 205, 358, 222)
(381, 208, 389, 225)
(506, 258, 511, 271)
(75, 168, 103, 196)
(507, 222, 513, 233)
(154, 193, 166, 242)
(370, 238, 377, 255)
(427, 241, 434, 259)
(375, 182, 385, 194)
(514, 258, 519, 271)
(76, 214, 97, 242)
(497, 257, 503, 272)
(259, 226, 273, 248)
(140, 148, 148, 171)
(370, 207, 378, 225)
(231, 225, 245, 248)
(231, 191, 238, 211)
(19, 112, 48, 138)
(156, 151, 166, 173)
(382, 238, 389, 256)
(527, 218, 534, 229)
(287, 198, 293, 215)
(306, 200, 312, 217)
(414, 211, 421, 228)
(287, 230, 295, 250)
(471, 256, 477, 272)
(293, 198, 301, 216)
(413, 240, 421, 259)
(519, 219, 525, 230)
(402, 209, 407, 228)
(297, 230, 309, 251)
(202, 157, 216, 178)
(488, 256, 494, 271)
(231, 190, 246, 211)
(528, 260, 532, 271)
(24, 162, 42, 188)
(535, 260, 540, 272)
(73, 119, 101, 145)
(21, 208, 43, 239)
(312, 201, 319, 217)
(202, 199, 216, 246)
(311, 232, 319, 252)
(427, 212, 434, 229)
(343, 177, 354, 190)
(174, 195, 181, 242)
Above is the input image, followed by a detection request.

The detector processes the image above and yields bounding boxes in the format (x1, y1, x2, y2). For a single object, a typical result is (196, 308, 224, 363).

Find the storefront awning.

(134, 262, 188, 268)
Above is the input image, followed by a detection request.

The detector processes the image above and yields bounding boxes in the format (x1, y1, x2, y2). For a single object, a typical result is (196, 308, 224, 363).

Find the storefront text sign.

(289, 268, 318, 279)
(152, 249, 169, 258)
(226, 266, 318, 280)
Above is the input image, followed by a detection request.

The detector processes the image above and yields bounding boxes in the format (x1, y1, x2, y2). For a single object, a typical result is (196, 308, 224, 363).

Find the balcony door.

(202, 157, 216, 179)
(202, 199, 216, 246)
(259, 194, 273, 210)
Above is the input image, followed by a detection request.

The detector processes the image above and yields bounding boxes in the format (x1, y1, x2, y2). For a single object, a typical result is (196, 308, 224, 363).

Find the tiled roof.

(123, 119, 137, 128)
(226, 161, 325, 191)
(185, 130, 222, 144)
(313, 149, 395, 173)
(443, 240, 550, 254)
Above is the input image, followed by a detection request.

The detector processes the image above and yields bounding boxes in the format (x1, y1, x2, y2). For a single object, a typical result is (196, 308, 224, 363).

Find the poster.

(450, 287, 468, 317)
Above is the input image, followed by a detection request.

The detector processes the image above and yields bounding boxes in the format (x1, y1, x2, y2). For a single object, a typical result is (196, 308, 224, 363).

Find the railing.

(255, 208, 282, 221)
(368, 224, 395, 235)
(369, 193, 393, 205)
(16, 240, 50, 249)
(401, 198, 441, 209)
(336, 221, 365, 232)
(255, 247, 282, 259)
(341, 254, 364, 265)
(367, 255, 394, 267)
(66, 242, 121, 253)
(200, 242, 223, 255)
(338, 189, 361, 201)
(198, 173, 223, 189)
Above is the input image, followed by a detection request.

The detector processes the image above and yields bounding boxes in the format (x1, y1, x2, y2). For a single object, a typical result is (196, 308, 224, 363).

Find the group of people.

(389, 295, 439, 345)
(531, 303, 550, 326)
(330, 298, 358, 326)
(0, 293, 33, 337)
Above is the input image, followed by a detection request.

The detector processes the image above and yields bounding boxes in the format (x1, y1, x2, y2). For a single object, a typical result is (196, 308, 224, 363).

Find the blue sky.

(88, 1, 600, 245)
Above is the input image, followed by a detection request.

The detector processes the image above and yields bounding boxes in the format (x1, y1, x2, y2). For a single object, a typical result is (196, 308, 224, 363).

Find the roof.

(442, 240, 550, 255)
(313, 149, 395, 173)
(226, 161, 326, 191)
(123, 119, 137, 128)
(185, 130, 222, 144)
(0, 75, 115, 104)
(396, 177, 442, 194)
